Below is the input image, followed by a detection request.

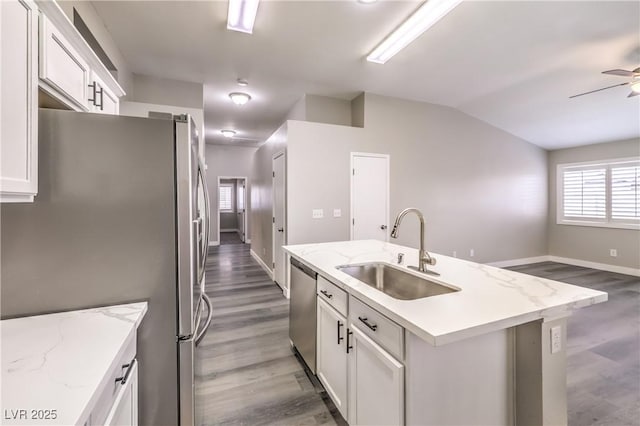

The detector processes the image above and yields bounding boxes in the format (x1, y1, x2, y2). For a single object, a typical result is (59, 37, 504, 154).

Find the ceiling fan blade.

(602, 69, 635, 77)
(627, 91, 640, 98)
(569, 82, 629, 98)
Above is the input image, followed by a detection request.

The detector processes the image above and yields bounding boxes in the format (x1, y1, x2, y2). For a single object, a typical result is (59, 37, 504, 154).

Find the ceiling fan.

(569, 67, 640, 99)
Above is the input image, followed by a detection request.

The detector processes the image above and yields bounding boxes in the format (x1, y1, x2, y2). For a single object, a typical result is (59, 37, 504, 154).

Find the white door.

(348, 326, 404, 426)
(351, 153, 389, 241)
(317, 298, 348, 419)
(237, 180, 246, 242)
(273, 153, 286, 288)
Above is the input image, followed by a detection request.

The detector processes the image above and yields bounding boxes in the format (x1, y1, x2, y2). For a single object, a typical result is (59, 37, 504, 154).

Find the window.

(219, 185, 233, 212)
(558, 158, 640, 230)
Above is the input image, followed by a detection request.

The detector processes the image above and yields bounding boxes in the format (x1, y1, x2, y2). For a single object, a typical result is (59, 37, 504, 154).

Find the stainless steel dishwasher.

(289, 257, 318, 373)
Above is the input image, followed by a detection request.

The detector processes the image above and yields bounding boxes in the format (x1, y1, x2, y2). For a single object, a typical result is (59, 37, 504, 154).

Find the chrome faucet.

(390, 208, 439, 276)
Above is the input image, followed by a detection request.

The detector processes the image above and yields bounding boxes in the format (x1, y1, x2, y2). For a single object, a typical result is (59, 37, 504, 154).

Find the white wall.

(548, 138, 640, 269)
(205, 145, 257, 245)
(284, 93, 548, 264)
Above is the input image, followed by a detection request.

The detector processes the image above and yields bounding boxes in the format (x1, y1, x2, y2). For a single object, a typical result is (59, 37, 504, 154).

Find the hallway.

(195, 244, 343, 425)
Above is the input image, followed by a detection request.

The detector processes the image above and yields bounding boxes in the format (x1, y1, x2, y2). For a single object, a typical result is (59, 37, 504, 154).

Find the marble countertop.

(283, 240, 607, 346)
(1, 302, 147, 425)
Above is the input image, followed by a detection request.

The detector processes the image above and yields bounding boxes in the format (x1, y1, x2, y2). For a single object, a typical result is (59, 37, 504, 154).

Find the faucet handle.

(397, 253, 404, 265)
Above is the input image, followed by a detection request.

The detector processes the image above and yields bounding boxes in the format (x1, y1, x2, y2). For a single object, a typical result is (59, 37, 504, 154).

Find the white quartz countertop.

(283, 240, 607, 346)
(1, 302, 147, 425)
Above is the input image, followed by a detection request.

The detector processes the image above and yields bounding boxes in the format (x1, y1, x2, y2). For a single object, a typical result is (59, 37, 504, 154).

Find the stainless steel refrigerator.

(0, 109, 212, 425)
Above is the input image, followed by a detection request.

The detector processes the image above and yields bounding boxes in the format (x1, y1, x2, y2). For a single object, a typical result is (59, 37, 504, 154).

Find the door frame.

(272, 151, 287, 294)
(350, 152, 390, 241)
(217, 175, 248, 244)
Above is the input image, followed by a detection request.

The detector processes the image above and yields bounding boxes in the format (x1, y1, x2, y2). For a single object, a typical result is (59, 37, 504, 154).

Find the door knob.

(278, 228, 284, 232)
(380, 225, 387, 230)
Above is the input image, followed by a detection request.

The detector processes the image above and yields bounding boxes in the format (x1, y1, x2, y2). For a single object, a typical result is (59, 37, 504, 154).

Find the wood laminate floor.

(195, 246, 639, 426)
(509, 262, 640, 426)
(220, 232, 244, 245)
(195, 244, 344, 426)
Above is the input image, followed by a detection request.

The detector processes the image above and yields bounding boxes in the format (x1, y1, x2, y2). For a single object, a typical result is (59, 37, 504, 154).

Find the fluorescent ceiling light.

(367, 0, 463, 64)
(229, 92, 252, 105)
(227, 0, 260, 34)
(221, 130, 237, 138)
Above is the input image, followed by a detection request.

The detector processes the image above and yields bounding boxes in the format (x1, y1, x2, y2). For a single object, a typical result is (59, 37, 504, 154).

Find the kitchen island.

(284, 240, 607, 426)
(1, 302, 147, 425)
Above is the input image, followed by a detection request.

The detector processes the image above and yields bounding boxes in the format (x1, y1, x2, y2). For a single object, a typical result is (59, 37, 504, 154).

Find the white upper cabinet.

(90, 71, 119, 115)
(1, 0, 39, 202)
(39, 13, 91, 111)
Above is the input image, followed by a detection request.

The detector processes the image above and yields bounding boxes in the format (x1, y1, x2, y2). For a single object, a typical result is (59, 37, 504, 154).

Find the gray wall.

(285, 94, 352, 126)
(548, 138, 640, 268)
(131, 74, 203, 109)
(285, 93, 549, 264)
(205, 145, 257, 244)
(251, 123, 287, 267)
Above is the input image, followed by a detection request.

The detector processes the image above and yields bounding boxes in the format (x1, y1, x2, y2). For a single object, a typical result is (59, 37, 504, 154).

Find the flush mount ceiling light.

(236, 78, 249, 86)
(227, 0, 260, 34)
(367, 0, 463, 64)
(221, 130, 237, 138)
(358, 0, 378, 4)
(632, 81, 640, 94)
(229, 92, 252, 105)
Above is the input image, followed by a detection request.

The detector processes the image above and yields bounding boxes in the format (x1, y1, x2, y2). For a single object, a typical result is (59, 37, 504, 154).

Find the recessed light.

(367, 0, 463, 64)
(227, 0, 260, 34)
(229, 92, 252, 105)
(237, 78, 249, 86)
(221, 130, 236, 138)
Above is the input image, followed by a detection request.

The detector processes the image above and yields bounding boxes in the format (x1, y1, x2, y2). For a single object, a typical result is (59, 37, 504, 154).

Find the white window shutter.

(219, 186, 232, 211)
(611, 165, 640, 220)
(563, 168, 606, 219)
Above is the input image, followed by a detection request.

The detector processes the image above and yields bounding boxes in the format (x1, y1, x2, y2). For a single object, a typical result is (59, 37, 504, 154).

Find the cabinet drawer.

(317, 275, 347, 317)
(349, 296, 403, 360)
(39, 14, 90, 110)
(90, 332, 137, 425)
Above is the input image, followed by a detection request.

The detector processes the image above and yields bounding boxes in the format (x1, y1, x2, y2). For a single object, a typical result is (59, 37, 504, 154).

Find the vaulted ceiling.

(93, 0, 640, 149)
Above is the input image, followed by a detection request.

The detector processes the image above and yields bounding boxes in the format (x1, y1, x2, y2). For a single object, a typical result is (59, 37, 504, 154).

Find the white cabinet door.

(0, 0, 38, 203)
(348, 325, 404, 426)
(39, 14, 90, 111)
(89, 72, 119, 115)
(317, 298, 348, 419)
(105, 360, 138, 426)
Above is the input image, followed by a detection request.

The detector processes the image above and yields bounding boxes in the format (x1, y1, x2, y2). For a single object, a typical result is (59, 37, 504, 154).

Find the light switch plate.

(312, 209, 324, 219)
(550, 326, 561, 354)
(333, 209, 341, 218)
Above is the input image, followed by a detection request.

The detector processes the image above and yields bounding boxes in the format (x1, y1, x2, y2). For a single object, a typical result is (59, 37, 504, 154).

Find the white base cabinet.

(105, 360, 139, 426)
(348, 325, 404, 426)
(317, 298, 348, 419)
(0, 0, 39, 203)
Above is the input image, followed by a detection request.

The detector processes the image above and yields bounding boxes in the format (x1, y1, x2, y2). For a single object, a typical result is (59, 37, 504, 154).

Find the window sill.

(557, 220, 640, 231)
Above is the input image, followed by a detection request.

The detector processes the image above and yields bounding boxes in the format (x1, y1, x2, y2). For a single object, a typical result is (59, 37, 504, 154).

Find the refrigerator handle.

(195, 293, 212, 347)
(197, 159, 211, 288)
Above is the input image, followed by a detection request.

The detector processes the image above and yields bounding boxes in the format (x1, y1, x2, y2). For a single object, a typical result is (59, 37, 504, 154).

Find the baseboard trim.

(488, 255, 640, 277)
(250, 249, 274, 280)
(488, 256, 551, 268)
(246, 238, 252, 244)
(208, 241, 219, 247)
(548, 256, 640, 277)
(220, 228, 239, 233)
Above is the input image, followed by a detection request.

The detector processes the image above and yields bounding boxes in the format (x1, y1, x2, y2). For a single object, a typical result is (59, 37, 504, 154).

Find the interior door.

(273, 153, 286, 288)
(351, 153, 389, 241)
(237, 181, 246, 242)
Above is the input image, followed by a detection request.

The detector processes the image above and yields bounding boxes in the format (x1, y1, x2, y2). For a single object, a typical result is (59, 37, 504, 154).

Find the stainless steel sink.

(336, 262, 459, 300)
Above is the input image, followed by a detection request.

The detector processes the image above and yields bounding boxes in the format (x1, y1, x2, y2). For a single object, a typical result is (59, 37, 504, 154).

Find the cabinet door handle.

(320, 289, 333, 299)
(358, 316, 378, 331)
(337, 320, 344, 344)
(96, 86, 104, 111)
(88, 82, 97, 105)
(346, 329, 353, 353)
(115, 359, 136, 386)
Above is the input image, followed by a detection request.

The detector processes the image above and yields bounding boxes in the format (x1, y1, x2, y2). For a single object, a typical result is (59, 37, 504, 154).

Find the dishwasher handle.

(290, 257, 317, 280)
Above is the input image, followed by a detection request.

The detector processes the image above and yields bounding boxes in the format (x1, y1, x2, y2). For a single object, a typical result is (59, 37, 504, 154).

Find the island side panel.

(405, 329, 514, 426)
(515, 318, 568, 426)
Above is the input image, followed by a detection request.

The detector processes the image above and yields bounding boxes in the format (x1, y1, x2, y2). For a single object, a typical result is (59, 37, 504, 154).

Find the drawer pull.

(320, 289, 333, 299)
(346, 329, 353, 353)
(358, 316, 378, 332)
(337, 321, 344, 344)
(115, 359, 136, 386)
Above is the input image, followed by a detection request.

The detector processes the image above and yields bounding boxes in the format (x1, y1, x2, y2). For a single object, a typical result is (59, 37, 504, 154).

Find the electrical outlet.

(333, 209, 342, 218)
(470, 249, 475, 257)
(312, 209, 324, 219)
(452, 251, 457, 258)
(550, 326, 562, 354)
(610, 249, 618, 257)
